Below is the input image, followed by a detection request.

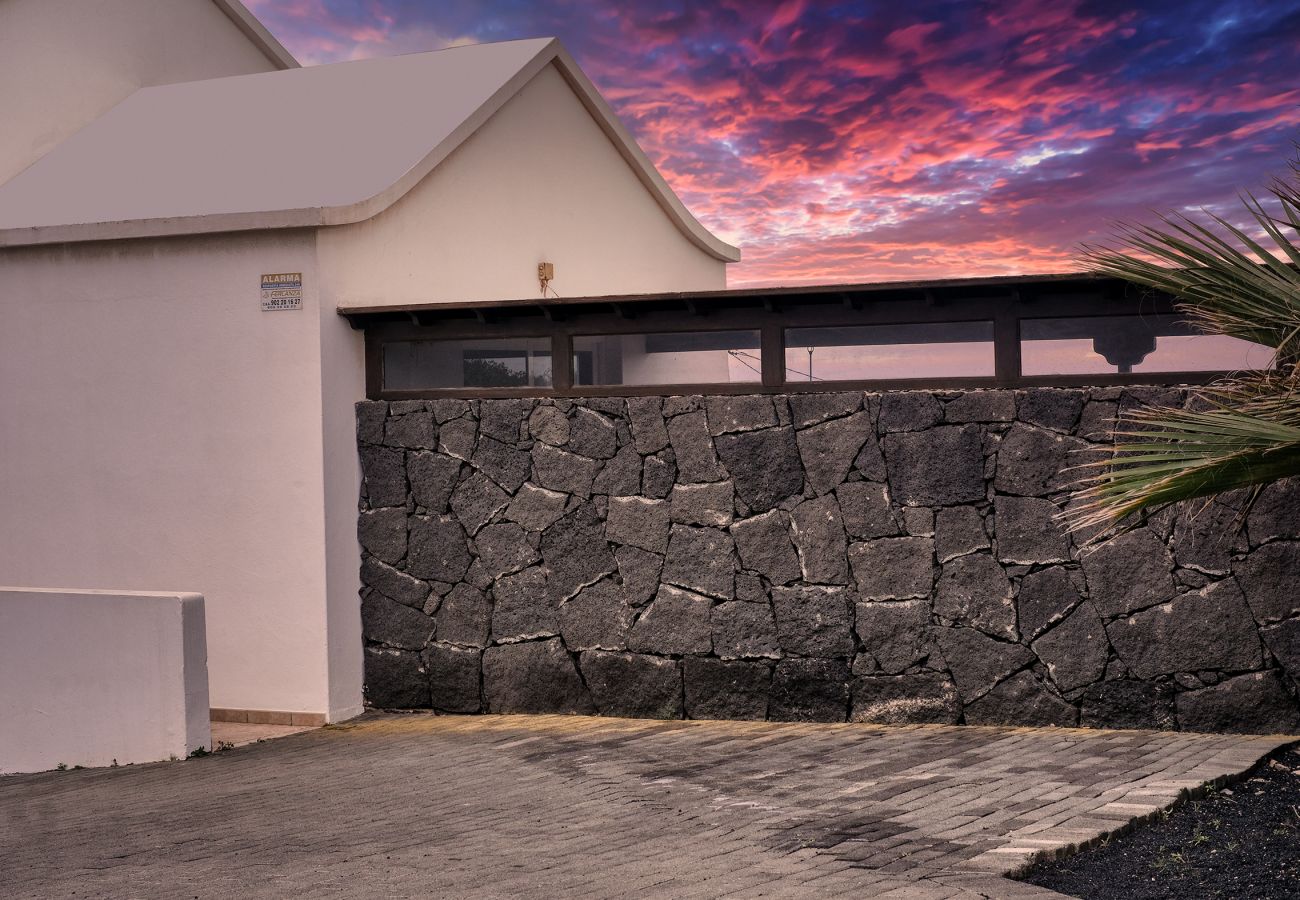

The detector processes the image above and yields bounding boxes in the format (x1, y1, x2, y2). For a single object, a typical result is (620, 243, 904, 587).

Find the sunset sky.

(246, 0, 1300, 286)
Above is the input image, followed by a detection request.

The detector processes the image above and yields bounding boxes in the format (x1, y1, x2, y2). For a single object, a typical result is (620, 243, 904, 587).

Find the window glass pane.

(573, 331, 762, 386)
(383, 338, 553, 390)
(1020, 315, 1271, 375)
(784, 322, 995, 381)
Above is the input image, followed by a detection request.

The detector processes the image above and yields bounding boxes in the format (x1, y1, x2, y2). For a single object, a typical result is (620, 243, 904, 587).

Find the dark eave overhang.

(338, 271, 1154, 330)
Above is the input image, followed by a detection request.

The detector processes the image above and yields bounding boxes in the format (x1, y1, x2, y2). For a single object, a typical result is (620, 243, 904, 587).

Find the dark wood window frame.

(345, 276, 1246, 400)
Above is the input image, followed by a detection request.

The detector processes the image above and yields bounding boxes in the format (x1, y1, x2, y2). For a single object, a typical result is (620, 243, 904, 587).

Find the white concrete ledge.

(0, 587, 210, 773)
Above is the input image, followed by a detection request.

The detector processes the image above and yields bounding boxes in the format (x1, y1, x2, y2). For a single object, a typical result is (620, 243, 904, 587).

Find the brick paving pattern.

(1, 714, 1290, 899)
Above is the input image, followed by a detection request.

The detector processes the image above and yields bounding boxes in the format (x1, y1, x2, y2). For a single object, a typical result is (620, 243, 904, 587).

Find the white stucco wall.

(0, 0, 282, 187)
(0, 231, 359, 719)
(0, 588, 210, 773)
(319, 62, 727, 305)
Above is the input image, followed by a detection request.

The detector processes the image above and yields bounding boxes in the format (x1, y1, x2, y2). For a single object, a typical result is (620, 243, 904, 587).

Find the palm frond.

(1078, 158, 1300, 363)
(1068, 152, 1300, 536)
(1067, 375, 1300, 535)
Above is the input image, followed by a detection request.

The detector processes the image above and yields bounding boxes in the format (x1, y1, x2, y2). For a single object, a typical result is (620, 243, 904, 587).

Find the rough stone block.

(944, 391, 1015, 423)
(879, 392, 943, 432)
(1016, 389, 1084, 433)
(1079, 680, 1175, 730)
(789, 494, 850, 585)
(769, 659, 851, 722)
(407, 452, 461, 513)
(1106, 579, 1263, 677)
(667, 410, 724, 482)
(1247, 479, 1300, 545)
(364, 647, 429, 709)
(435, 583, 492, 648)
(406, 515, 472, 583)
(360, 557, 430, 609)
(491, 567, 557, 643)
(358, 508, 407, 566)
(503, 482, 568, 532)
(528, 405, 570, 445)
(540, 505, 616, 602)
(1032, 602, 1108, 692)
(360, 446, 406, 507)
(615, 545, 663, 605)
(735, 572, 767, 603)
(641, 450, 677, 499)
(356, 400, 387, 445)
(934, 553, 1016, 640)
(448, 473, 510, 535)
(730, 510, 801, 585)
(482, 639, 594, 715)
(1176, 671, 1300, 734)
(935, 626, 1034, 700)
(471, 436, 530, 493)
(605, 497, 671, 554)
(994, 496, 1069, 564)
(591, 444, 642, 496)
(711, 600, 780, 659)
(1238, 542, 1300, 624)
(531, 443, 602, 499)
(883, 426, 985, 506)
(384, 411, 437, 450)
(684, 658, 772, 720)
(1080, 528, 1176, 617)
(475, 522, 541, 579)
(430, 399, 470, 424)
(837, 481, 899, 541)
(662, 524, 735, 599)
(851, 673, 960, 724)
(788, 392, 861, 428)
(964, 671, 1078, 727)
(902, 507, 934, 536)
(714, 427, 804, 512)
(848, 537, 934, 600)
(567, 408, 618, 460)
(626, 397, 670, 454)
(772, 585, 854, 658)
(796, 411, 873, 495)
(422, 644, 481, 713)
(853, 600, 931, 674)
(361, 591, 435, 650)
(1077, 400, 1117, 442)
(437, 417, 477, 462)
(670, 481, 735, 527)
(558, 578, 635, 651)
(1016, 566, 1082, 641)
(477, 399, 530, 443)
(1260, 617, 1300, 683)
(1171, 501, 1245, 575)
(993, 424, 1087, 497)
(627, 584, 713, 655)
(704, 395, 777, 435)
(935, 506, 988, 562)
(580, 652, 682, 719)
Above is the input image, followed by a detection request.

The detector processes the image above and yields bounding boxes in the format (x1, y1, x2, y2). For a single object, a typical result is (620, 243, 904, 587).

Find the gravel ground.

(1021, 741, 1300, 899)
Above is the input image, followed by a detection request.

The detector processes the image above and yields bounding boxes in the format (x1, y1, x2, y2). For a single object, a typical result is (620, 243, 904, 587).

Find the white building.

(0, 0, 737, 723)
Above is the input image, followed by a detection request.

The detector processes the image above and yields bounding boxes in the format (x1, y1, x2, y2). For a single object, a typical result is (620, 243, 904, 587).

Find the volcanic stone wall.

(356, 388, 1300, 733)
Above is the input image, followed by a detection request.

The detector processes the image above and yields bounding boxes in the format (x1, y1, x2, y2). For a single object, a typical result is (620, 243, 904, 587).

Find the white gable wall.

(0, 231, 360, 719)
(318, 62, 727, 305)
(0, 0, 283, 187)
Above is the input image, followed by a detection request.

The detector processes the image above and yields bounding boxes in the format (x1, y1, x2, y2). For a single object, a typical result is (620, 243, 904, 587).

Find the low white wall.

(0, 588, 211, 774)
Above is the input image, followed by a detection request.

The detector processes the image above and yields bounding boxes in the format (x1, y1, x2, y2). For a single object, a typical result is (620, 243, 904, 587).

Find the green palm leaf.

(1069, 151, 1300, 536)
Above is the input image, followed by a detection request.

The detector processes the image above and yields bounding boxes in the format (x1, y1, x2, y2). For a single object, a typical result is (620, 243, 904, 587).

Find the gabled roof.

(211, 0, 300, 70)
(0, 38, 739, 261)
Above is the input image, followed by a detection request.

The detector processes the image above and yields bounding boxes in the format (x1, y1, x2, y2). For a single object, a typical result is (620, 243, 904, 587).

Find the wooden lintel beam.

(610, 302, 634, 319)
(763, 297, 781, 314)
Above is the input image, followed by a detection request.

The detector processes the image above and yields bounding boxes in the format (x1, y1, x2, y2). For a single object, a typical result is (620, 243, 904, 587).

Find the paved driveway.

(0, 714, 1289, 899)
